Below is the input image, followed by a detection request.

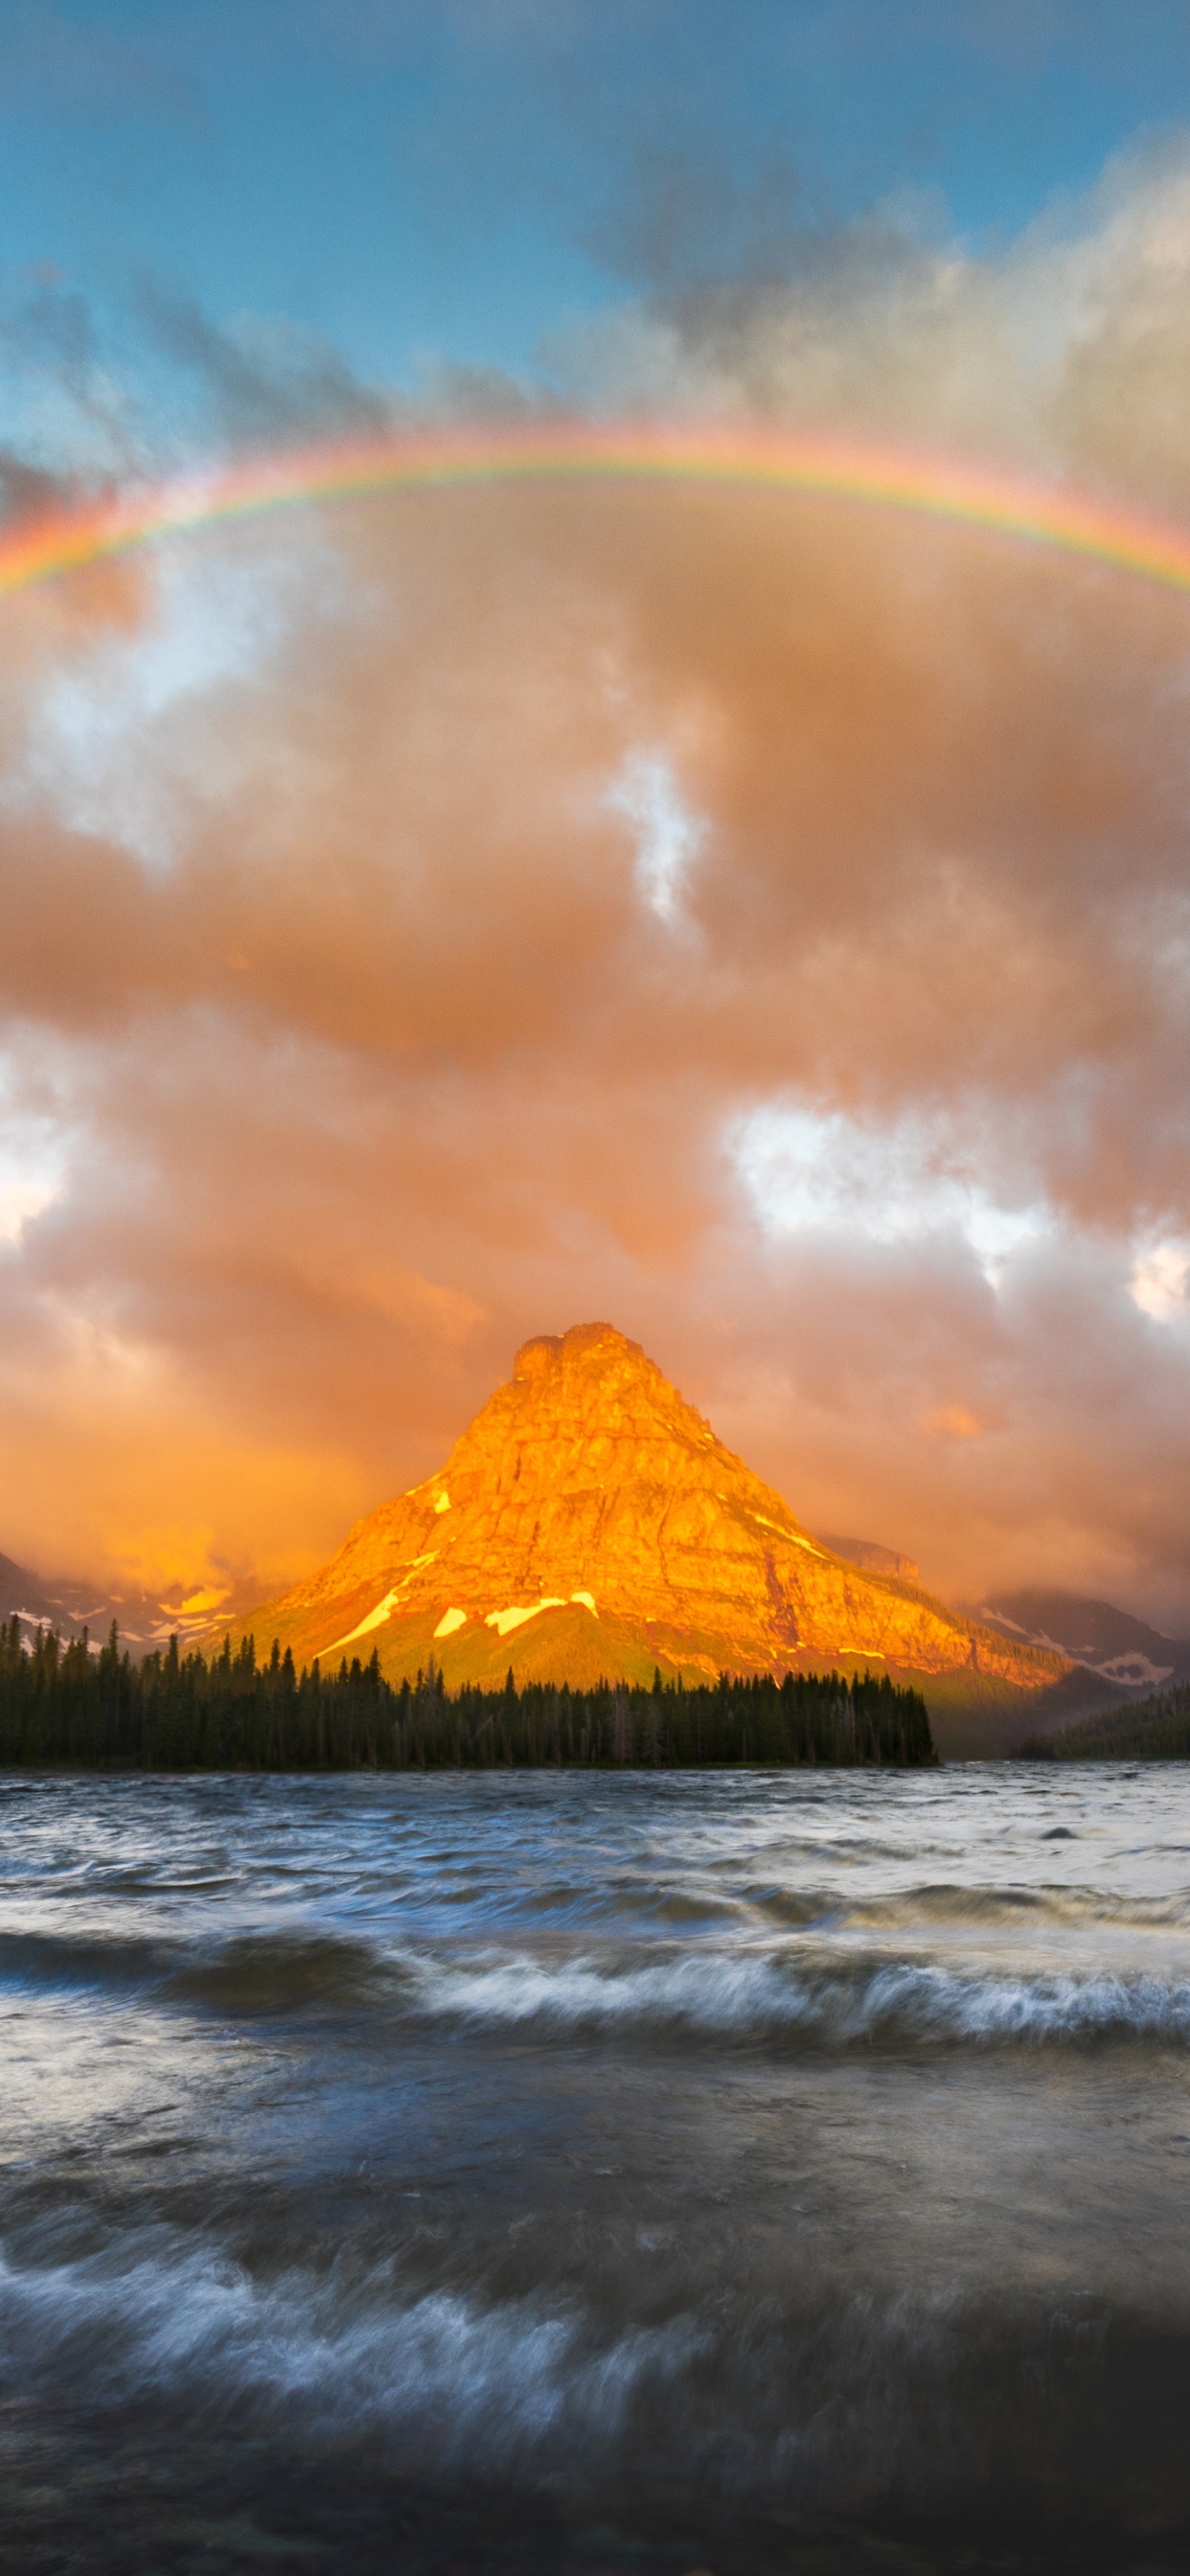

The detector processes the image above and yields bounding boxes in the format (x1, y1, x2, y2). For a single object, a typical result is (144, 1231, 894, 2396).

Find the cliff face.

(229, 1323, 1075, 1729)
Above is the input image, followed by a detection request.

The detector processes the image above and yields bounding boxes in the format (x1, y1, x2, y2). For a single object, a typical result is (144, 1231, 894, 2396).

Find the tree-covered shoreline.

(0, 1619, 936, 1770)
(1017, 1681, 1190, 1761)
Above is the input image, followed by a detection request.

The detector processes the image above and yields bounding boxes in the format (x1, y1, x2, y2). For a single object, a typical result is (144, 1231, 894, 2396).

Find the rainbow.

(5, 423, 1190, 603)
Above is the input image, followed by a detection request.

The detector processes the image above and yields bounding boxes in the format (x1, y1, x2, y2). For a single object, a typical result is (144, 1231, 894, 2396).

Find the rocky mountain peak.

(513, 1322, 641, 1378)
(229, 1322, 1086, 1747)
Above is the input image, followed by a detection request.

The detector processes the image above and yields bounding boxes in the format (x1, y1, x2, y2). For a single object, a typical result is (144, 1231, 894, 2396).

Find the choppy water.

(1, 1765, 1188, 2575)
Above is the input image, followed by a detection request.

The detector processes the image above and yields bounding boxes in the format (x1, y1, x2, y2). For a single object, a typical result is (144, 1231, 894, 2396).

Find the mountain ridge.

(0, 1551, 262, 1655)
(223, 1322, 1103, 1752)
(969, 1589, 1190, 1693)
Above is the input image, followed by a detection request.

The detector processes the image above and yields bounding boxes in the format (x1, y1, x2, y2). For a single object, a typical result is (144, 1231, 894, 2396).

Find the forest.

(1018, 1681, 1190, 1760)
(0, 1619, 936, 1770)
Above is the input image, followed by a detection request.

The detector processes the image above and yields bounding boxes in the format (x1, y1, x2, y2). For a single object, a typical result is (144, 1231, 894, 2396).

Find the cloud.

(1131, 1238, 1190, 1324)
(551, 128, 1190, 509)
(731, 1102, 1050, 1279)
(585, 130, 822, 301)
(136, 283, 394, 448)
(0, 443, 73, 527)
(606, 749, 707, 928)
(3, 138, 1190, 1624)
(0, 279, 133, 479)
(6, 525, 348, 870)
(0, 1081, 69, 1245)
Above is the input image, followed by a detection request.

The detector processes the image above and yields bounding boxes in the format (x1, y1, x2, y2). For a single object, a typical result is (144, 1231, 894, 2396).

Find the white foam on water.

(0, 2242, 705, 2468)
(398, 1943, 1190, 2048)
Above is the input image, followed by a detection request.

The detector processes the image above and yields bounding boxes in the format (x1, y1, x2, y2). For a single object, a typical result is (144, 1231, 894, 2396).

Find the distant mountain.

(971, 1590, 1190, 1693)
(223, 1321, 1100, 1754)
(0, 1551, 240, 1654)
(816, 1533, 921, 1583)
(1017, 1681, 1190, 1761)
(0, 1552, 80, 1633)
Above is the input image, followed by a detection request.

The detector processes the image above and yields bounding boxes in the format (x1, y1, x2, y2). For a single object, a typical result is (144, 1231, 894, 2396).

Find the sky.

(6, 2, 1190, 1626)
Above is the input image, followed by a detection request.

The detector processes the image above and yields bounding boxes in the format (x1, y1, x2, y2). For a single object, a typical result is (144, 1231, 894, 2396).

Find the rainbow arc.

(4, 425, 1190, 599)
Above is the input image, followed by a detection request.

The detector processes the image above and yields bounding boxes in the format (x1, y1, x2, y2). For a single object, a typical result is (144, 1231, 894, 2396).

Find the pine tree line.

(1017, 1681, 1190, 1760)
(0, 1618, 936, 1770)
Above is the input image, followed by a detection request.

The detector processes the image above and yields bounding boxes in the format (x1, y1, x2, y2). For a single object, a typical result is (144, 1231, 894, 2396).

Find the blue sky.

(5, 1, 1190, 431)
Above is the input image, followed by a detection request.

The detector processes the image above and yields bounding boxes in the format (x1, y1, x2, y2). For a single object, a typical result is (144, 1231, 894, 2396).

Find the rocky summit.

(229, 1322, 1101, 1750)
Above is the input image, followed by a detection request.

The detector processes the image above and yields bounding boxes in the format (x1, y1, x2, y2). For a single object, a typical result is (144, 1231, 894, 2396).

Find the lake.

(0, 1764, 1187, 2574)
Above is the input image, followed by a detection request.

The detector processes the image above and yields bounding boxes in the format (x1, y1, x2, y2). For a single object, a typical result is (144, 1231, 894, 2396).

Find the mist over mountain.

(815, 1534, 920, 1583)
(0, 1551, 253, 1655)
(972, 1591, 1190, 1693)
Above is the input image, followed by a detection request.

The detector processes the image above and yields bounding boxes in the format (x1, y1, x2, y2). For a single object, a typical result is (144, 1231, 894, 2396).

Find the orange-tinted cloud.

(4, 144, 1190, 1626)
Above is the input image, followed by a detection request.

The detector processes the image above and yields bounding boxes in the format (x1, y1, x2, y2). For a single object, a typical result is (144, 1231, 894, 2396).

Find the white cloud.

(0, 1155, 61, 1244)
(606, 749, 706, 927)
(730, 1101, 1050, 1281)
(7, 527, 344, 871)
(1131, 1237, 1190, 1322)
(0, 1099, 70, 1245)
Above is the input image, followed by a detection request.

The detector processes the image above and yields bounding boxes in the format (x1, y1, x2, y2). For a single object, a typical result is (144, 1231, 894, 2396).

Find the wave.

(736, 1884, 838, 1926)
(0, 2240, 705, 2473)
(830, 1881, 1190, 1931)
(2, 2231, 1188, 2532)
(405, 1946, 1190, 2048)
(0, 1924, 405, 2016)
(2, 1918, 1188, 2050)
(515, 1877, 747, 1927)
(0, 1927, 178, 1997)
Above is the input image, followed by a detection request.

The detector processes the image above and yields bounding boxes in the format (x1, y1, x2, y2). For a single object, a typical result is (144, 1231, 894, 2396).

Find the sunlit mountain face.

(222, 1322, 1108, 1756)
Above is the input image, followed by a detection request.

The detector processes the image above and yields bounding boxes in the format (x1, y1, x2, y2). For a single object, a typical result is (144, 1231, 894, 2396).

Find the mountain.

(1016, 1683, 1190, 1762)
(0, 1552, 82, 1633)
(226, 1322, 1102, 1754)
(0, 1550, 245, 1654)
(972, 1590, 1190, 1692)
(815, 1533, 921, 1582)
